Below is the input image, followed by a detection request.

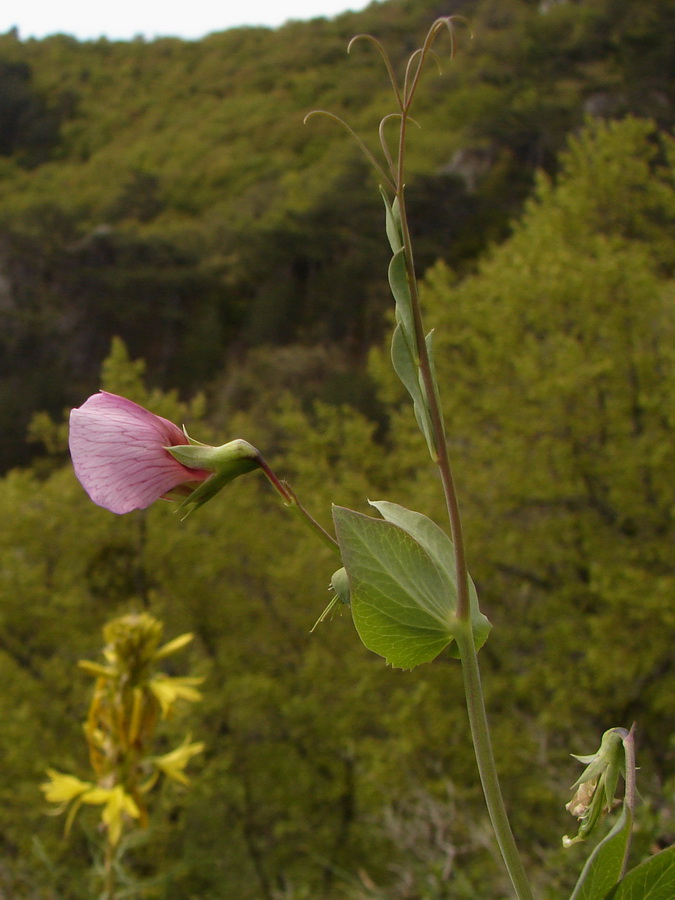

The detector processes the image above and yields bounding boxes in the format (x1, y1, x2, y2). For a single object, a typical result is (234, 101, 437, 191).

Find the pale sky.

(1, 0, 377, 42)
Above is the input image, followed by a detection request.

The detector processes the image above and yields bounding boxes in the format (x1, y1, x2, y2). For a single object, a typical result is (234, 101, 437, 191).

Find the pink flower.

(69, 392, 210, 514)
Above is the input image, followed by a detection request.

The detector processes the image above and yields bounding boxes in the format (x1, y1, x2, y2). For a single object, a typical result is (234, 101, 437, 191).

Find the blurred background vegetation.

(0, 0, 673, 896)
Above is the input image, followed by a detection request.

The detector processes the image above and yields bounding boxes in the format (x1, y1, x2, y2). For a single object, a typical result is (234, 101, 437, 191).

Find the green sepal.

(311, 567, 351, 632)
(571, 731, 624, 793)
(176, 461, 259, 517)
(331, 567, 351, 606)
(167, 439, 261, 517)
(566, 728, 635, 898)
(167, 438, 260, 472)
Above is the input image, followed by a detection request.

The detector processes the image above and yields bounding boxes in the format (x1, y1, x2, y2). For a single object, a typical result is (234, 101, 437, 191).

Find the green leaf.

(368, 501, 490, 654)
(380, 186, 403, 254)
(570, 806, 632, 900)
(384, 219, 443, 461)
(388, 249, 415, 341)
(391, 322, 435, 457)
(424, 329, 445, 435)
(333, 505, 458, 668)
(604, 846, 675, 900)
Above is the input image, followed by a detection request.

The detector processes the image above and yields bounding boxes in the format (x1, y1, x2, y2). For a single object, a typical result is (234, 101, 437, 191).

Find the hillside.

(0, 0, 673, 470)
(1, 113, 672, 900)
(0, 0, 672, 470)
(0, 2, 673, 897)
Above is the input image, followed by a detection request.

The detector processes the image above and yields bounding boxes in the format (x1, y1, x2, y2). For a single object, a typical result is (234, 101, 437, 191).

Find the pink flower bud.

(69, 392, 210, 514)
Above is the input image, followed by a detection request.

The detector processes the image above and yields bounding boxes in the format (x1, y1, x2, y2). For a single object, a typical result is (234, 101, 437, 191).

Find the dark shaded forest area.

(0, 0, 673, 897)
(1, 0, 673, 470)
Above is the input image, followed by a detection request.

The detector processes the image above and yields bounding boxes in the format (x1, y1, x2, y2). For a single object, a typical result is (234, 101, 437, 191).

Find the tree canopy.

(0, 0, 673, 469)
(0, 108, 672, 897)
(0, 1, 673, 896)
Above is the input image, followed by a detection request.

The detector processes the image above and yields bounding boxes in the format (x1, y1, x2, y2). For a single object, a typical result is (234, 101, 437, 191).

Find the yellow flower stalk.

(43, 612, 205, 897)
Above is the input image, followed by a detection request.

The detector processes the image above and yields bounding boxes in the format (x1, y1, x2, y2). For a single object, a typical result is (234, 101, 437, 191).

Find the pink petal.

(69, 392, 209, 514)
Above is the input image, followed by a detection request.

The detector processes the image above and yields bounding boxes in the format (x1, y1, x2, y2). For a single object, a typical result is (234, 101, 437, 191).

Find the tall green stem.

(396, 187, 471, 623)
(394, 24, 471, 622)
(393, 21, 533, 898)
(102, 842, 115, 900)
(307, 20, 534, 895)
(455, 627, 535, 899)
(399, 194, 533, 900)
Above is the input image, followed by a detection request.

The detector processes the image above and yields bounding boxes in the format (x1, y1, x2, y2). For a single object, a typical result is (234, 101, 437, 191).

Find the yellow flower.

(153, 737, 205, 786)
(82, 785, 140, 846)
(148, 674, 203, 717)
(42, 771, 141, 844)
(153, 632, 194, 661)
(41, 770, 93, 806)
(77, 660, 116, 679)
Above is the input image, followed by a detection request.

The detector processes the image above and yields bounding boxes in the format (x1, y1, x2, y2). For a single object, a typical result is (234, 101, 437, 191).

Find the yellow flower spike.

(44, 611, 204, 867)
(128, 686, 144, 746)
(153, 632, 194, 661)
(152, 737, 205, 786)
(148, 674, 204, 718)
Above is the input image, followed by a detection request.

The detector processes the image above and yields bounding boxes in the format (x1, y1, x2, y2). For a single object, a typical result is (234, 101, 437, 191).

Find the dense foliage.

(0, 0, 673, 897)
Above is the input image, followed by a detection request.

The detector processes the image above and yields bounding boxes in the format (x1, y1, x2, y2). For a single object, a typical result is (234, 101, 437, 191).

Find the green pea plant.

(308, 18, 673, 899)
(65, 17, 674, 900)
